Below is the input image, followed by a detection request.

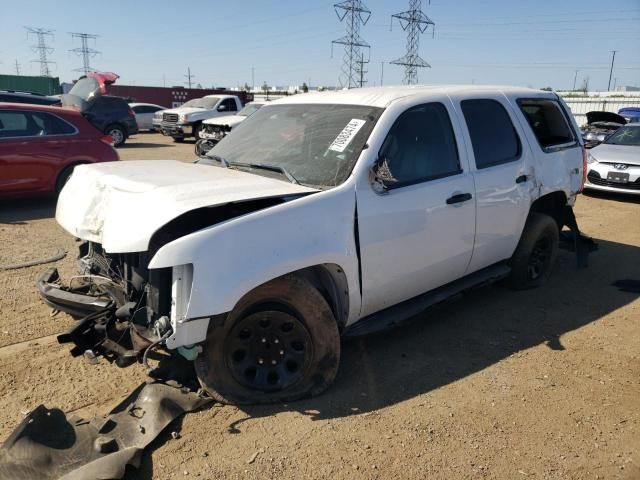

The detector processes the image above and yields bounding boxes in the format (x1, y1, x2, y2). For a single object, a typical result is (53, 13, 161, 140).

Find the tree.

(580, 76, 590, 94)
(301, 82, 309, 93)
(243, 83, 250, 92)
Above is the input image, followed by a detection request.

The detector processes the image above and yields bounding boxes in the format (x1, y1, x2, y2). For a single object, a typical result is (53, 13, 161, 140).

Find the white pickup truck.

(159, 94, 244, 142)
(40, 86, 586, 404)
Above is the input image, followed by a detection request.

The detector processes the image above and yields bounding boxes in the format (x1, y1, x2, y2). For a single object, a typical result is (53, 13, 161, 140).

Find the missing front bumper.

(37, 268, 112, 318)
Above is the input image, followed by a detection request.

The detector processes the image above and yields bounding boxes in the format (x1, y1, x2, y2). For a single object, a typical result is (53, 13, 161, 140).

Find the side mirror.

(217, 105, 227, 112)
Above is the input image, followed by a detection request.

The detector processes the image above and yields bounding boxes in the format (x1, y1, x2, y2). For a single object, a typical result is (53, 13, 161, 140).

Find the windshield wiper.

(233, 162, 300, 185)
(207, 154, 230, 168)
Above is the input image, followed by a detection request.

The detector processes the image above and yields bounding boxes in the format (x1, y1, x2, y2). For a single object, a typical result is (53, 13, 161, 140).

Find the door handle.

(516, 174, 529, 184)
(446, 193, 472, 205)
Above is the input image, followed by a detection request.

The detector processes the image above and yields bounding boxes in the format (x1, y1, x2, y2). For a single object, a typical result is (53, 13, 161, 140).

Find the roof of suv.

(273, 85, 554, 108)
(0, 102, 81, 116)
(0, 90, 61, 105)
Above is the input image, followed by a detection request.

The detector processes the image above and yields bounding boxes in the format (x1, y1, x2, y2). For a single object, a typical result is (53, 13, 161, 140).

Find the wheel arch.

(529, 190, 568, 229)
(55, 160, 90, 193)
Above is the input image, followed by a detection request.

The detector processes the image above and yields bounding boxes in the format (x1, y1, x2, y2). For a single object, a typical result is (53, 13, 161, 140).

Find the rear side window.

(0, 110, 75, 137)
(0, 110, 29, 137)
(461, 99, 521, 169)
(518, 99, 575, 150)
(31, 112, 76, 135)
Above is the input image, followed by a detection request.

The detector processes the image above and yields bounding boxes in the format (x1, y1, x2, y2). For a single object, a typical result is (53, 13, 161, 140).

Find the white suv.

(41, 86, 585, 404)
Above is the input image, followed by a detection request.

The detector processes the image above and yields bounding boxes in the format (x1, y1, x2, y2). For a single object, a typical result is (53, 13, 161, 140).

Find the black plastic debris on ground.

(0, 360, 212, 480)
(612, 279, 640, 293)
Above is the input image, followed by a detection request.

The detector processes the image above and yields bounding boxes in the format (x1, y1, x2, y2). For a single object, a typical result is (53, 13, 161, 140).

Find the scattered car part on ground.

(584, 123, 640, 195)
(160, 95, 244, 142)
(612, 279, 640, 293)
(42, 86, 587, 405)
(0, 358, 212, 480)
(0, 90, 61, 106)
(0, 248, 66, 271)
(195, 101, 265, 156)
(61, 72, 138, 147)
(130, 103, 166, 131)
(0, 102, 119, 199)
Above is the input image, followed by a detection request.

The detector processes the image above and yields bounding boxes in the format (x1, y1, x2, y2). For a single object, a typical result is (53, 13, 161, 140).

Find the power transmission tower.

(25, 27, 55, 77)
(185, 67, 195, 89)
(331, 1, 371, 89)
(70, 33, 100, 74)
(390, 0, 435, 85)
(355, 53, 369, 87)
(15, 60, 21, 75)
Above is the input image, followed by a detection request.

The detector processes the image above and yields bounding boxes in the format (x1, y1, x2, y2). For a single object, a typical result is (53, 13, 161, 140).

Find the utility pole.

(356, 52, 368, 87)
(607, 50, 618, 91)
(15, 60, 21, 75)
(251, 66, 255, 91)
(380, 61, 384, 86)
(391, 0, 435, 85)
(573, 70, 579, 91)
(69, 32, 100, 74)
(25, 27, 55, 77)
(162, 74, 166, 87)
(185, 67, 194, 89)
(332, 0, 371, 89)
(613, 77, 618, 91)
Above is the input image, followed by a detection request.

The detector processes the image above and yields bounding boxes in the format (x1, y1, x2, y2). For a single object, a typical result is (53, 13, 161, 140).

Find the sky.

(1, 0, 639, 91)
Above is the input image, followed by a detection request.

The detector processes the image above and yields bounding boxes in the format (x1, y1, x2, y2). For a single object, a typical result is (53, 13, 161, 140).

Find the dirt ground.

(0, 133, 638, 480)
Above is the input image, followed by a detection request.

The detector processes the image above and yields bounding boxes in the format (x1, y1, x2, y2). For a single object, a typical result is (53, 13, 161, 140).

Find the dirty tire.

(193, 123, 203, 141)
(55, 165, 77, 194)
(507, 212, 559, 290)
(195, 275, 340, 405)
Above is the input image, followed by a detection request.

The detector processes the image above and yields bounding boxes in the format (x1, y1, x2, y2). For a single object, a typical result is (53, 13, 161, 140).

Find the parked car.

(0, 102, 119, 199)
(152, 109, 164, 132)
(581, 111, 626, 148)
(195, 101, 265, 155)
(618, 107, 640, 124)
(40, 86, 585, 404)
(61, 72, 138, 147)
(130, 103, 166, 131)
(160, 95, 244, 142)
(0, 90, 61, 106)
(585, 122, 640, 195)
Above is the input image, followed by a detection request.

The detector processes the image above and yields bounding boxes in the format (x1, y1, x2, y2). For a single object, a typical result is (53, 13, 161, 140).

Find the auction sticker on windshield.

(328, 119, 367, 153)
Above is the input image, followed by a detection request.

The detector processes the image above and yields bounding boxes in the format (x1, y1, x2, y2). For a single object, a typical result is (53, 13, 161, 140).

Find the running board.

(344, 263, 511, 338)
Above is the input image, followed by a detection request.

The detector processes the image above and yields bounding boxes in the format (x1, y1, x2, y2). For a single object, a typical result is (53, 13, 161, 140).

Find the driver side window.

(378, 102, 461, 189)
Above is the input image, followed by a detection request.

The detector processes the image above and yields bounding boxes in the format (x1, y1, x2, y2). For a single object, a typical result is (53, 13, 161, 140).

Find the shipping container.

(105, 85, 253, 108)
(0, 74, 61, 95)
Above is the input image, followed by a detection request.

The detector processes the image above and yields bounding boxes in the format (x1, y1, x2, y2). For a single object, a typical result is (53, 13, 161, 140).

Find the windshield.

(238, 103, 263, 117)
(204, 103, 383, 187)
(180, 97, 219, 109)
(604, 126, 640, 146)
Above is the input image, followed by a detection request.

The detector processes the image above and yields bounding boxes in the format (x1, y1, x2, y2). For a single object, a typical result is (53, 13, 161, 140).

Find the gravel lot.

(0, 133, 638, 479)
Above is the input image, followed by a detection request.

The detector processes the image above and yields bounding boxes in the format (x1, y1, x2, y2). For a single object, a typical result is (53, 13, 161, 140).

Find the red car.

(0, 102, 119, 199)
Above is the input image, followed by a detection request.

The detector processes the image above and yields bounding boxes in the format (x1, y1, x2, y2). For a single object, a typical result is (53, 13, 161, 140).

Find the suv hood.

(61, 71, 119, 112)
(56, 160, 318, 253)
(586, 111, 626, 125)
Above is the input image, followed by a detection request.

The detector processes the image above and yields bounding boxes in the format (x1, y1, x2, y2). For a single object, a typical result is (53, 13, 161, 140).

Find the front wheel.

(507, 212, 559, 290)
(195, 275, 341, 404)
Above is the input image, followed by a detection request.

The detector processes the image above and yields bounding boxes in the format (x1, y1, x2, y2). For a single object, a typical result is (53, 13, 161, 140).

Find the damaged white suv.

(40, 86, 586, 404)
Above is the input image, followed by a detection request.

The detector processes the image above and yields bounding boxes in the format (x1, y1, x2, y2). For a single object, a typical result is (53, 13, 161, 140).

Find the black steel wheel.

(225, 310, 313, 392)
(507, 212, 559, 290)
(195, 275, 340, 404)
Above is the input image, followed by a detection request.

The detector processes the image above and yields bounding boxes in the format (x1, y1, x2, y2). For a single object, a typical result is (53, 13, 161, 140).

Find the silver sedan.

(585, 123, 640, 195)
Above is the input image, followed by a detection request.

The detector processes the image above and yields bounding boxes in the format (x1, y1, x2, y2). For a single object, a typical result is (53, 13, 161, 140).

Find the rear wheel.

(507, 212, 559, 290)
(55, 164, 80, 194)
(106, 125, 126, 147)
(193, 123, 203, 141)
(195, 275, 340, 404)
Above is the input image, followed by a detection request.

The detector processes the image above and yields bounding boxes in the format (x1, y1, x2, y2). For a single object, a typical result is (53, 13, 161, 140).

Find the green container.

(0, 74, 61, 95)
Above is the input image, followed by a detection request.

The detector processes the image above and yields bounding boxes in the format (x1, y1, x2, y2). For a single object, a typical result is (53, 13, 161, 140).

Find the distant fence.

(560, 96, 640, 125)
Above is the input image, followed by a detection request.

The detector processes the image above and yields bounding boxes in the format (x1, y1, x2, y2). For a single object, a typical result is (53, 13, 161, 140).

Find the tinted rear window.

(518, 99, 575, 150)
(461, 99, 521, 169)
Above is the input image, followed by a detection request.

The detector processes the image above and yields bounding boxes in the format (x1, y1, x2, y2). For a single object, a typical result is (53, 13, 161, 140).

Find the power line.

(70, 32, 100, 74)
(25, 27, 55, 77)
(332, 0, 371, 89)
(185, 67, 195, 89)
(391, 0, 435, 85)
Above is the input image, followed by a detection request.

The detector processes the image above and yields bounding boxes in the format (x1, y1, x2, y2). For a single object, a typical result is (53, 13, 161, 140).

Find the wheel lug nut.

(258, 358, 264, 364)
(271, 360, 277, 365)
(279, 350, 284, 355)
(274, 339, 279, 344)
(261, 337, 267, 343)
